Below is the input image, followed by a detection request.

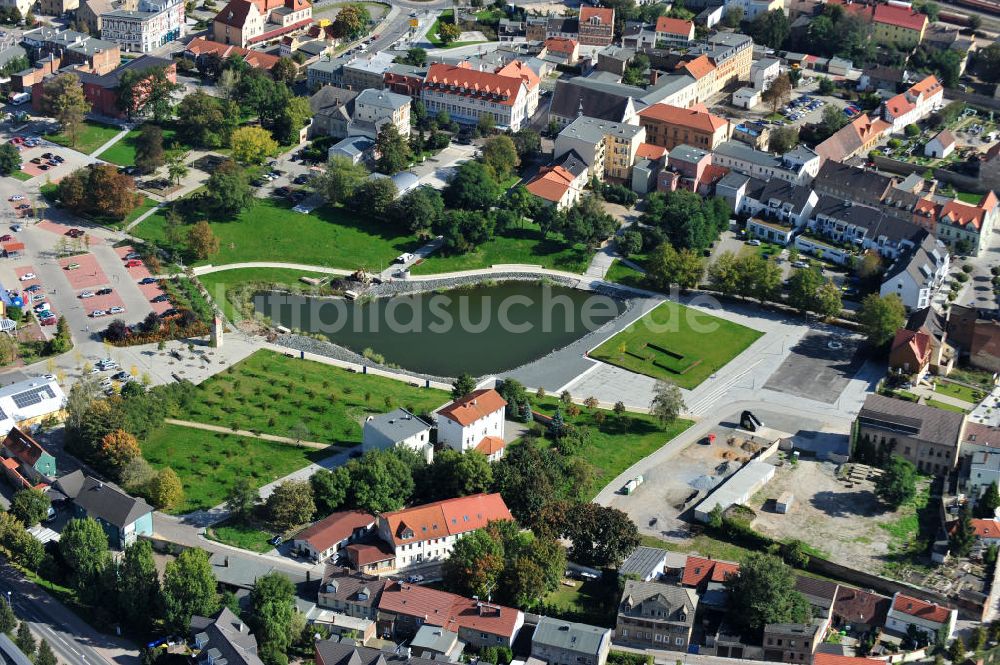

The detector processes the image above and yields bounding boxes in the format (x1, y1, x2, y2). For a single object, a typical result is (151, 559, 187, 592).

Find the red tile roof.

(476, 436, 506, 455)
(941, 199, 987, 231)
(972, 518, 1000, 539)
(873, 3, 927, 32)
(892, 593, 952, 624)
(525, 165, 578, 202)
(544, 36, 578, 53)
(293, 510, 374, 552)
(814, 655, 884, 665)
(379, 580, 522, 639)
(381, 493, 513, 547)
(580, 5, 613, 24)
(636, 143, 667, 160)
(638, 102, 728, 134)
(680, 54, 715, 80)
(425, 62, 531, 107)
(891, 328, 930, 364)
(833, 586, 890, 626)
(981, 191, 999, 211)
(884, 92, 915, 118)
(214, 0, 258, 28)
(185, 37, 280, 70)
(438, 388, 507, 427)
(3, 428, 47, 466)
(346, 541, 394, 566)
(655, 16, 693, 35)
(681, 555, 739, 586)
(496, 60, 540, 91)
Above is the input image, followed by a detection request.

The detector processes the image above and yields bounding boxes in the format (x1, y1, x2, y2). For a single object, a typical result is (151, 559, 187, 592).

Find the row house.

(421, 61, 539, 132)
(100, 0, 184, 53)
(555, 115, 646, 183)
(815, 113, 891, 164)
(879, 234, 950, 311)
(526, 16, 579, 41)
(741, 179, 819, 231)
(578, 6, 614, 46)
(882, 75, 944, 134)
(806, 196, 927, 262)
(615, 580, 698, 651)
(637, 102, 731, 151)
(762, 623, 825, 664)
(884, 593, 956, 642)
(710, 141, 820, 186)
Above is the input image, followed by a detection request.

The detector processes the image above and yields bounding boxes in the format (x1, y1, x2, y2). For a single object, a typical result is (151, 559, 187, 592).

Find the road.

(0, 564, 137, 665)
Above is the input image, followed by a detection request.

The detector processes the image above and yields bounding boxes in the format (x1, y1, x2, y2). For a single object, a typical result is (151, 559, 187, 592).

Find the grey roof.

(54, 469, 85, 500)
(794, 576, 839, 606)
(669, 144, 709, 165)
(619, 580, 697, 626)
(558, 150, 589, 178)
(191, 608, 263, 665)
(811, 195, 927, 246)
(0, 45, 26, 68)
(713, 140, 784, 169)
(751, 179, 815, 212)
(310, 85, 358, 116)
(598, 44, 635, 61)
(716, 171, 752, 191)
(0, 633, 32, 665)
(102, 9, 160, 19)
(72, 474, 152, 529)
(550, 76, 644, 121)
(411, 625, 459, 653)
(330, 136, 375, 159)
(75, 55, 173, 89)
(386, 62, 425, 77)
(315, 641, 439, 665)
(708, 32, 752, 49)
(532, 617, 611, 656)
(857, 393, 965, 448)
(319, 567, 386, 606)
(641, 73, 696, 106)
(754, 57, 781, 69)
(309, 56, 348, 74)
(764, 622, 822, 638)
(813, 161, 894, 202)
(355, 88, 410, 111)
(26, 26, 117, 55)
(620, 546, 669, 579)
(559, 115, 644, 144)
(883, 233, 947, 287)
(297, 40, 329, 57)
(906, 306, 947, 339)
(547, 16, 579, 33)
(364, 408, 429, 442)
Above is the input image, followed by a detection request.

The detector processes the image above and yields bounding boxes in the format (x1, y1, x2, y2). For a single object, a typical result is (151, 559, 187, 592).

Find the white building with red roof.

(970, 517, 1000, 545)
(881, 75, 943, 134)
(374, 493, 514, 571)
(654, 17, 694, 45)
(291, 510, 375, 562)
(437, 388, 507, 460)
(936, 191, 999, 257)
(211, 0, 310, 47)
(884, 592, 956, 642)
(421, 61, 539, 132)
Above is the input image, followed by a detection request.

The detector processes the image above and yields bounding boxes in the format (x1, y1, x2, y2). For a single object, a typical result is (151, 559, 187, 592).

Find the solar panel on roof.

(11, 385, 55, 409)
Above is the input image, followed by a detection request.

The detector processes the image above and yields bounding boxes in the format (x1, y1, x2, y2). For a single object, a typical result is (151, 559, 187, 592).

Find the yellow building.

(872, 3, 927, 47)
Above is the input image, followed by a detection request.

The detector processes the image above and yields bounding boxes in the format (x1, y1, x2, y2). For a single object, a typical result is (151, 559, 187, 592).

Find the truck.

(622, 475, 644, 495)
(10, 92, 30, 105)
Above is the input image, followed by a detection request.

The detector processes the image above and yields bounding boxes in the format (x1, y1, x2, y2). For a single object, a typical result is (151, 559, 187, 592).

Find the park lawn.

(926, 399, 970, 414)
(410, 223, 593, 275)
(198, 267, 335, 321)
(134, 199, 421, 269)
(44, 120, 122, 155)
(176, 349, 449, 446)
(589, 301, 763, 389)
(206, 520, 275, 553)
(97, 126, 179, 166)
(140, 423, 322, 514)
(604, 259, 647, 289)
(934, 380, 984, 404)
(531, 397, 694, 499)
(11, 170, 32, 181)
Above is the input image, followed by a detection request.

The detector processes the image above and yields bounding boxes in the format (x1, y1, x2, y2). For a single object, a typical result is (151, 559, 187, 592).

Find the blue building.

(54, 470, 154, 549)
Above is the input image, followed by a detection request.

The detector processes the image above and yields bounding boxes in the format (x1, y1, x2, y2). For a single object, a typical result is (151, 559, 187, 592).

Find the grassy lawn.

(44, 120, 122, 155)
(926, 398, 970, 414)
(531, 397, 694, 499)
(141, 423, 323, 513)
(948, 366, 997, 390)
(97, 126, 179, 166)
(410, 223, 593, 275)
(198, 267, 334, 321)
(205, 520, 275, 553)
(542, 578, 616, 627)
(879, 480, 935, 577)
(934, 380, 984, 404)
(11, 170, 32, 181)
(956, 191, 984, 205)
(589, 301, 763, 390)
(134, 199, 421, 270)
(176, 349, 449, 446)
(604, 259, 647, 289)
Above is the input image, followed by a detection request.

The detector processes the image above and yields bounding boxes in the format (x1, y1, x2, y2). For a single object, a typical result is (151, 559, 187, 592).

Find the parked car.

(791, 260, 810, 269)
(151, 295, 169, 303)
(96, 288, 113, 295)
(139, 277, 158, 285)
(11, 225, 22, 232)
(125, 259, 143, 267)
(109, 306, 125, 314)
(33, 302, 50, 312)
(746, 239, 761, 246)
(79, 291, 95, 299)
(0, 235, 12, 242)
(394, 252, 415, 264)
(124, 252, 141, 260)
(112, 371, 130, 381)
(90, 309, 107, 317)
(18, 273, 35, 281)
(65, 263, 80, 270)
(39, 315, 56, 326)
(24, 284, 41, 293)
(7, 195, 23, 201)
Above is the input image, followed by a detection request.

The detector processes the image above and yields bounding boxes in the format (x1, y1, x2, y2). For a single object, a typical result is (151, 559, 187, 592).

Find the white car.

(746, 239, 762, 246)
(109, 306, 125, 314)
(395, 253, 415, 264)
(18, 273, 35, 281)
(7, 195, 23, 201)
(79, 291, 95, 299)
(90, 310, 107, 318)
(791, 260, 810, 269)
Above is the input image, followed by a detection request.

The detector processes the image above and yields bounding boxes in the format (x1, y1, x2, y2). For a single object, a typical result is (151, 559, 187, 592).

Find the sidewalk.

(90, 127, 131, 160)
(164, 418, 342, 450)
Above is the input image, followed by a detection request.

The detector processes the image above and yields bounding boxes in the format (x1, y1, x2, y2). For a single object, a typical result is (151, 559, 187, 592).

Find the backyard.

(134, 199, 421, 270)
(174, 350, 450, 446)
(44, 120, 122, 155)
(934, 379, 985, 404)
(140, 423, 323, 514)
(198, 267, 336, 321)
(589, 302, 763, 389)
(409, 223, 593, 275)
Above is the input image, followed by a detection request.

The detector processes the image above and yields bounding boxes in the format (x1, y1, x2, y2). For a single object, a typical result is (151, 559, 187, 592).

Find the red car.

(39, 315, 57, 326)
(125, 259, 143, 267)
(65, 228, 84, 238)
(0, 235, 12, 242)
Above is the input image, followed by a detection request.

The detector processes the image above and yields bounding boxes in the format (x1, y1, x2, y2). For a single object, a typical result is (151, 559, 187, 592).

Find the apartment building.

(532, 618, 612, 665)
(872, 3, 928, 48)
(350, 88, 411, 139)
(879, 234, 950, 310)
(854, 394, 966, 475)
(555, 115, 646, 182)
(100, 0, 184, 53)
(421, 60, 539, 132)
(882, 75, 943, 134)
(711, 141, 820, 185)
(815, 113, 892, 164)
(21, 26, 121, 75)
(615, 580, 698, 651)
(212, 0, 311, 47)
(637, 103, 730, 150)
(578, 6, 614, 46)
(654, 17, 694, 45)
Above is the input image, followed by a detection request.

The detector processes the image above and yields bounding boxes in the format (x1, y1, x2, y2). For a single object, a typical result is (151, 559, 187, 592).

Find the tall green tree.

(0, 143, 20, 176)
(348, 449, 416, 514)
(392, 185, 444, 235)
(444, 161, 502, 211)
(481, 135, 520, 179)
(40, 73, 89, 146)
(162, 548, 220, 632)
(205, 160, 254, 216)
(442, 527, 505, 598)
(375, 124, 412, 175)
(59, 518, 110, 602)
(875, 456, 917, 509)
(0, 597, 16, 634)
(562, 503, 639, 568)
(117, 66, 180, 121)
(726, 552, 811, 636)
(858, 293, 906, 346)
(426, 449, 494, 501)
(978, 482, 1000, 519)
(15, 622, 34, 658)
(264, 480, 316, 530)
(746, 9, 790, 48)
(647, 243, 705, 290)
(134, 124, 165, 174)
(314, 155, 368, 205)
(249, 573, 296, 665)
(118, 540, 162, 633)
(649, 381, 685, 426)
(10, 489, 50, 527)
(452, 374, 477, 399)
(226, 476, 260, 524)
(951, 504, 976, 557)
(36, 641, 57, 665)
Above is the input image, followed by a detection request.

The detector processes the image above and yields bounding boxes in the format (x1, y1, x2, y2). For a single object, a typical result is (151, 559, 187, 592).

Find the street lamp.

(6, 590, 11, 605)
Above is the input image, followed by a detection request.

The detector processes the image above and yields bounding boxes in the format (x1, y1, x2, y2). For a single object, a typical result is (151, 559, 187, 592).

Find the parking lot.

(763, 330, 866, 404)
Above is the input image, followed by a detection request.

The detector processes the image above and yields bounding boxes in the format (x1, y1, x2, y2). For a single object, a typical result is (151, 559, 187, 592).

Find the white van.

(10, 92, 30, 105)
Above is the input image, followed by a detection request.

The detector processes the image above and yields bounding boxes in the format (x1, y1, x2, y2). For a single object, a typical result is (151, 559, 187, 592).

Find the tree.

(274, 95, 311, 145)
(163, 548, 220, 632)
(978, 482, 1000, 518)
(762, 73, 792, 113)
(117, 66, 179, 122)
(134, 124, 165, 174)
(0, 143, 20, 176)
(187, 221, 220, 260)
(482, 135, 520, 179)
(723, 5, 743, 27)
(175, 91, 239, 148)
(920, 0, 939, 21)
(310, 467, 350, 515)
(392, 185, 444, 235)
(857, 293, 906, 346)
(40, 73, 89, 146)
(972, 625, 988, 653)
(15, 622, 34, 659)
(977, 43, 1000, 84)
(769, 125, 799, 154)
(231, 126, 278, 165)
(10, 489, 49, 527)
(445, 161, 502, 211)
(402, 47, 427, 66)
(167, 153, 189, 186)
(875, 456, 917, 509)
(452, 373, 477, 399)
(820, 104, 849, 136)
(817, 76, 836, 95)
(649, 381, 684, 426)
(647, 243, 705, 290)
(562, 196, 617, 249)
(427, 449, 494, 500)
(348, 450, 415, 514)
(511, 129, 541, 159)
(442, 528, 505, 598)
(814, 279, 843, 318)
(950, 637, 967, 664)
(787, 268, 823, 314)
(58, 165, 141, 220)
(36, 641, 56, 665)
(640, 190, 729, 251)
(951, 504, 976, 557)
(351, 178, 397, 218)
(98, 429, 141, 474)
(0, 599, 15, 634)
(59, 518, 110, 601)
(119, 540, 162, 632)
(726, 552, 811, 635)
(331, 2, 371, 39)
(264, 480, 315, 530)
(747, 9, 789, 48)
(249, 573, 296, 665)
(375, 124, 412, 175)
(226, 476, 260, 524)
(315, 155, 369, 205)
(438, 21, 461, 45)
(562, 503, 639, 567)
(271, 56, 297, 84)
(147, 467, 184, 510)
(206, 160, 254, 216)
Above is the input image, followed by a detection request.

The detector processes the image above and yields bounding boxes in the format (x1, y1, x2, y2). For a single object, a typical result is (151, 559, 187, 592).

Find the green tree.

(950, 636, 967, 664)
(348, 449, 416, 514)
(402, 47, 427, 66)
(392, 185, 444, 235)
(134, 124, 165, 174)
(15, 622, 34, 658)
(36, 641, 57, 665)
(162, 548, 220, 632)
(118, 540, 162, 633)
(452, 373, 477, 399)
(442, 527, 505, 597)
(249, 573, 296, 665)
(270, 56, 297, 84)
(438, 21, 461, 45)
(481, 135, 520, 179)
(175, 91, 240, 148)
(10, 489, 50, 527)
(264, 479, 315, 530)
(427, 449, 494, 500)
(723, 6, 743, 27)
(820, 104, 849, 136)
(310, 466, 350, 515)
(726, 552, 811, 635)
(147, 467, 184, 510)
(117, 66, 179, 122)
(315, 155, 368, 205)
(0, 598, 15, 634)
(857, 293, 906, 346)
(787, 267, 824, 314)
(167, 153, 189, 186)
(0, 143, 21, 176)
(59, 517, 111, 601)
(273, 96, 312, 145)
(747, 9, 790, 48)
(331, 2, 371, 38)
(951, 504, 976, 557)
(649, 381, 684, 426)
(978, 481, 1000, 518)
(647, 243, 705, 290)
(375, 124, 412, 175)
(562, 503, 640, 568)
(972, 625, 988, 653)
(226, 476, 260, 524)
(818, 76, 836, 95)
(40, 73, 90, 146)
(769, 125, 799, 153)
(444, 161, 502, 211)
(206, 160, 254, 216)
(350, 177, 397, 218)
(875, 456, 917, 509)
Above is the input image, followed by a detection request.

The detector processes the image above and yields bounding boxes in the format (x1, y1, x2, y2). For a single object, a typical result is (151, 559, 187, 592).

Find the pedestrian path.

(90, 126, 130, 159)
(124, 202, 163, 232)
(164, 418, 340, 450)
(193, 262, 355, 276)
(585, 243, 617, 279)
